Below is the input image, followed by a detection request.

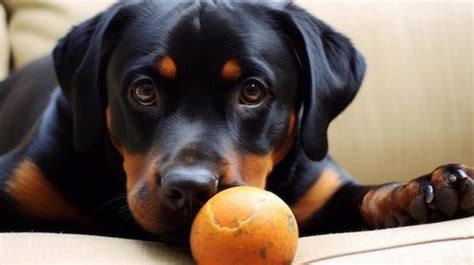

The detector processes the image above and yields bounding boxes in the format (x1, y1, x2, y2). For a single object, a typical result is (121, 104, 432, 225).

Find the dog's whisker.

(93, 193, 128, 216)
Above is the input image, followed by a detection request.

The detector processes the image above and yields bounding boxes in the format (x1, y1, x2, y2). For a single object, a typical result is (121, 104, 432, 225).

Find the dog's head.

(53, 1, 365, 238)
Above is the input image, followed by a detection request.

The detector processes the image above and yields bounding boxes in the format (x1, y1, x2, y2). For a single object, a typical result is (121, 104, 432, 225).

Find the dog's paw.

(410, 164, 474, 221)
(361, 164, 473, 228)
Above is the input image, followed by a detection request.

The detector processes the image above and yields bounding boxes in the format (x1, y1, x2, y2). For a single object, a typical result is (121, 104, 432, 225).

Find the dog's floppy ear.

(53, 3, 126, 152)
(274, 4, 366, 160)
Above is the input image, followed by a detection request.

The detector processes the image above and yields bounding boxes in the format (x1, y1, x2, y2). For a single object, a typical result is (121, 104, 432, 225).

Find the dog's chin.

(131, 216, 192, 244)
(127, 183, 205, 245)
(129, 207, 194, 245)
(124, 223, 191, 245)
(132, 221, 191, 245)
(156, 226, 192, 245)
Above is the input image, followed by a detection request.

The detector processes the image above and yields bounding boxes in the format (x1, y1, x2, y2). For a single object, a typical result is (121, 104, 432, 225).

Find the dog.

(0, 1, 472, 243)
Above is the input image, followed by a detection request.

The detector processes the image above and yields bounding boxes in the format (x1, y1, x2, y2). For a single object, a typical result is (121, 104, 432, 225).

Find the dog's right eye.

(130, 78, 157, 106)
(239, 79, 267, 106)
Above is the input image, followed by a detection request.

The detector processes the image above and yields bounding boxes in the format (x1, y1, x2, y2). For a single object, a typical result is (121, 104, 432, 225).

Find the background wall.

(0, 0, 113, 78)
(1, 1, 472, 184)
(296, 0, 473, 183)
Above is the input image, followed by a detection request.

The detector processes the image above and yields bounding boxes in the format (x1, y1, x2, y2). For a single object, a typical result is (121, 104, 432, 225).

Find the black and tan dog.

(0, 1, 472, 243)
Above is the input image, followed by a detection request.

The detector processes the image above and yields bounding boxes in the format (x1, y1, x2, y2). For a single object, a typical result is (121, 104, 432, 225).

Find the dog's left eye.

(239, 79, 267, 106)
(130, 78, 157, 106)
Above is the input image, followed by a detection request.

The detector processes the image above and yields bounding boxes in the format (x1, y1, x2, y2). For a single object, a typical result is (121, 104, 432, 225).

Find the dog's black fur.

(0, 1, 472, 244)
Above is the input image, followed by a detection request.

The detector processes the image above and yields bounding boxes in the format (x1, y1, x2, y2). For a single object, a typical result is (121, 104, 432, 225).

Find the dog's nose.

(161, 167, 218, 211)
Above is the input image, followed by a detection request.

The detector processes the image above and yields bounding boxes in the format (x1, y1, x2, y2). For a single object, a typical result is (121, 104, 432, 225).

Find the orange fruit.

(190, 186, 298, 265)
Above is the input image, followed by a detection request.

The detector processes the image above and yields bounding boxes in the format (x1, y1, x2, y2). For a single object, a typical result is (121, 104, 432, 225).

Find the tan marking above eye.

(156, 56, 177, 79)
(221, 59, 242, 81)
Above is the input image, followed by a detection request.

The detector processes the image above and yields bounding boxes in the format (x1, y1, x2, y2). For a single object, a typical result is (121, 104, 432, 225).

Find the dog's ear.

(273, 4, 366, 160)
(53, 3, 127, 152)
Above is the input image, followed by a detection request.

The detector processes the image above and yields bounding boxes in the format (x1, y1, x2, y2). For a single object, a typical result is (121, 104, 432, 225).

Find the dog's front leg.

(295, 164, 473, 235)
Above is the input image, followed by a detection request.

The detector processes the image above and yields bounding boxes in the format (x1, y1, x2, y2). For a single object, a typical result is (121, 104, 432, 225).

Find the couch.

(1, 217, 472, 264)
(0, 0, 472, 264)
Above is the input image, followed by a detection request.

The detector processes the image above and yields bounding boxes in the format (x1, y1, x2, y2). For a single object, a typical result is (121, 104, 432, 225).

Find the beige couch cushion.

(0, 4, 9, 80)
(0, 217, 472, 264)
(295, 217, 473, 264)
(3, 0, 113, 70)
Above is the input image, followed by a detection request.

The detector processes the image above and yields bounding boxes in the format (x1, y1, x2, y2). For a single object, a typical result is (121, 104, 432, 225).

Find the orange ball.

(190, 186, 299, 265)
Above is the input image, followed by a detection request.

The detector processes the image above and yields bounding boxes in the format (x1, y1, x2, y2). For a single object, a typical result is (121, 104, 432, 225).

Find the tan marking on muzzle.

(239, 153, 273, 188)
(271, 111, 297, 165)
(105, 107, 155, 191)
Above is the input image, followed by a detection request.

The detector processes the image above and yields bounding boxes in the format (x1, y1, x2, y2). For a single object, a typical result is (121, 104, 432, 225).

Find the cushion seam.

(296, 235, 474, 264)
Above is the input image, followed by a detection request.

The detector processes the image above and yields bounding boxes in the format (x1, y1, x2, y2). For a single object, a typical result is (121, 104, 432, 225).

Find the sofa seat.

(1, 217, 472, 264)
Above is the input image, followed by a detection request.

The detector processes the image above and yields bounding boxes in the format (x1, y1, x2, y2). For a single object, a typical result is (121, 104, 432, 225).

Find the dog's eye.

(131, 78, 157, 106)
(239, 79, 267, 105)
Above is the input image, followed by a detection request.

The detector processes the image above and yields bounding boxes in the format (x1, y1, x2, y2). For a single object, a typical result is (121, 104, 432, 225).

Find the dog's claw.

(448, 174, 457, 183)
(424, 185, 434, 204)
(457, 169, 469, 179)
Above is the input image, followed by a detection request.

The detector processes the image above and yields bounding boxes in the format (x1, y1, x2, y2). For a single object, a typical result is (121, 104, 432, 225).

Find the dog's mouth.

(125, 181, 206, 239)
(128, 205, 195, 244)
(156, 225, 192, 245)
(126, 177, 247, 244)
(121, 141, 277, 242)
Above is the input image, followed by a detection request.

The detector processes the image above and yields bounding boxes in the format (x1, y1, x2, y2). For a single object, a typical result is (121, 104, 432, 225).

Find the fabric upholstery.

(1, 0, 113, 72)
(1, 217, 472, 264)
(295, 1, 473, 184)
(0, 1, 471, 183)
(0, 1, 472, 263)
(0, 4, 9, 80)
